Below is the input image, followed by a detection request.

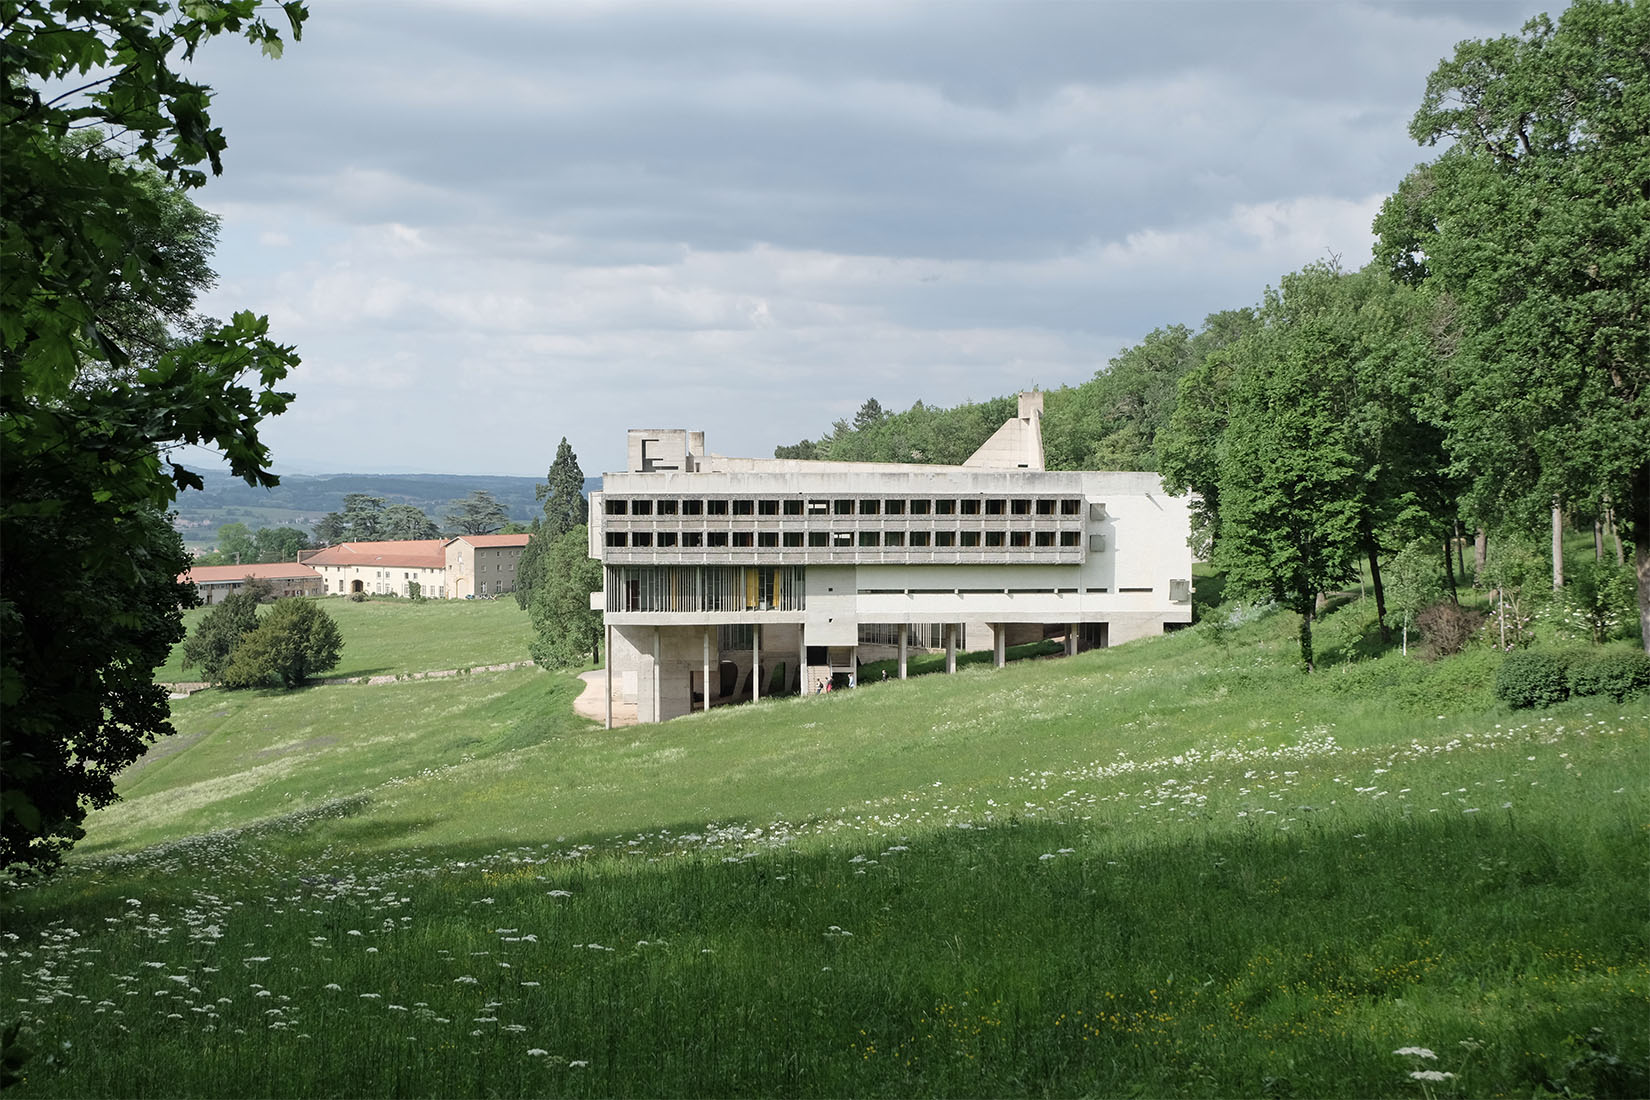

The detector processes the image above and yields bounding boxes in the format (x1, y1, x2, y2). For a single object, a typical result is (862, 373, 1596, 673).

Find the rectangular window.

(934, 499, 955, 515)
(631, 532, 653, 547)
(783, 500, 804, 516)
(960, 499, 981, 515)
(808, 532, 829, 547)
(884, 499, 905, 515)
(683, 531, 704, 548)
(657, 532, 678, 548)
(858, 531, 880, 547)
(934, 531, 956, 547)
(984, 499, 1005, 515)
(783, 531, 805, 547)
(732, 499, 755, 516)
(657, 499, 679, 516)
(605, 498, 629, 515)
(706, 499, 729, 516)
(858, 499, 880, 515)
(1010, 498, 1032, 515)
(960, 531, 982, 547)
(757, 532, 779, 547)
(758, 499, 779, 516)
(909, 531, 931, 547)
(707, 532, 730, 547)
(1060, 531, 1082, 547)
(1036, 498, 1057, 515)
(832, 532, 853, 547)
(985, 531, 1006, 547)
(884, 531, 905, 547)
(632, 499, 653, 516)
(807, 499, 829, 514)
(910, 499, 931, 515)
(1035, 531, 1056, 547)
(833, 499, 854, 516)
(732, 532, 753, 548)
(1009, 531, 1030, 547)
(682, 499, 703, 516)
(1061, 498, 1083, 516)
(606, 532, 628, 547)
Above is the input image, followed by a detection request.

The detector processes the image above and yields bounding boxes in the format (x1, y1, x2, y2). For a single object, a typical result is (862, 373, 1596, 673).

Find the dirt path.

(575, 670, 637, 727)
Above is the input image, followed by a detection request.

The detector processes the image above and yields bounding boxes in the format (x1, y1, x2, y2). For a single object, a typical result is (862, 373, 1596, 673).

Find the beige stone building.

(303, 534, 531, 598)
(590, 393, 1195, 725)
(180, 562, 324, 604)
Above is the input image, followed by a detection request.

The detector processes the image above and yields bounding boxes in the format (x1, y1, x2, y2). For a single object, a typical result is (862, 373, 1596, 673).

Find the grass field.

(152, 596, 535, 683)
(4, 594, 1646, 1097)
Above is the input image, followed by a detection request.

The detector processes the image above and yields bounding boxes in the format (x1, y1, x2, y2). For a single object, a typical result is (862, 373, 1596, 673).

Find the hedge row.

(1494, 648, 1650, 709)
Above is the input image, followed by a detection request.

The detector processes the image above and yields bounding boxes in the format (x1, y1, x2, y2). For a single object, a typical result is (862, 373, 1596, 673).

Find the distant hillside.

(172, 472, 602, 544)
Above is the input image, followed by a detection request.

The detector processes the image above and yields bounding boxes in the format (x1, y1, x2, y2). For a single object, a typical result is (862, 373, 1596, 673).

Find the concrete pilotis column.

(752, 624, 761, 703)
(652, 629, 661, 724)
(799, 631, 807, 696)
(897, 623, 908, 680)
(1066, 624, 1078, 657)
(945, 623, 957, 674)
(703, 627, 711, 713)
(604, 624, 613, 730)
(992, 624, 1006, 668)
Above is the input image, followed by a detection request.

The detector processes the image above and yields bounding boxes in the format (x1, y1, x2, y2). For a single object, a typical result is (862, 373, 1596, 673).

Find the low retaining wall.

(161, 659, 538, 695)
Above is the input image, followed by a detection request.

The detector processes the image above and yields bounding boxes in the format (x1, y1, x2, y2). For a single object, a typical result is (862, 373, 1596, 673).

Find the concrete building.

(304, 534, 531, 598)
(590, 393, 1194, 725)
(181, 562, 324, 604)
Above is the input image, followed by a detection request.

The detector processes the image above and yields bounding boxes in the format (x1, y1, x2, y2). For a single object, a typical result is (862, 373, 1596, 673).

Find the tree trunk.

(1455, 520, 1466, 581)
(1594, 516, 1604, 562)
(1443, 539, 1459, 605)
(1297, 599, 1316, 672)
(1314, 590, 1329, 618)
(1475, 527, 1488, 584)
(1363, 523, 1389, 642)
(1552, 502, 1565, 590)
(1634, 464, 1650, 655)
(1608, 506, 1625, 565)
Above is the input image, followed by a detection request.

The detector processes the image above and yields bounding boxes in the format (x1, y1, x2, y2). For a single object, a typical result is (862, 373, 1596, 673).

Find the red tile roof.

(303, 540, 449, 569)
(180, 563, 321, 584)
(452, 534, 532, 548)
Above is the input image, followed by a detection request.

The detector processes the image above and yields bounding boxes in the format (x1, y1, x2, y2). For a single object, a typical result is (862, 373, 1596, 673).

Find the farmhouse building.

(181, 562, 324, 604)
(302, 534, 530, 598)
(590, 392, 1194, 725)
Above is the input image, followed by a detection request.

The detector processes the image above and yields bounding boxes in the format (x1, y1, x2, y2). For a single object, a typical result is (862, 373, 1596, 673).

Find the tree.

(180, 591, 261, 680)
(539, 438, 589, 541)
(1384, 540, 1442, 656)
(1374, 0, 1650, 652)
(853, 398, 886, 432)
(528, 527, 603, 668)
(313, 494, 387, 543)
(1, 1, 306, 874)
(220, 599, 342, 689)
(216, 521, 255, 563)
(445, 490, 509, 535)
(252, 525, 310, 563)
(379, 504, 440, 541)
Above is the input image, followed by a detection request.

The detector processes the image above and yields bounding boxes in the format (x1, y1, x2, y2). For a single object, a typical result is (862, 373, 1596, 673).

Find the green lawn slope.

(4, 595, 1645, 1098)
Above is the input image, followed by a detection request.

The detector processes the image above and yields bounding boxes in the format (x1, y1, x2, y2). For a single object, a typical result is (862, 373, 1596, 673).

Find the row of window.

(609, 566, 807, 613)
(606, 497, 1089, 517)
(606, 529, 1086, 549)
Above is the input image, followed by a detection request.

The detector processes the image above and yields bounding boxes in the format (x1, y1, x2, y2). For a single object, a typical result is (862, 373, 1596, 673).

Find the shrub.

(1495, 650, 1569, 709)
(221, 599, 343, 689)
(180, 592, 260, 681)
(1568, 650, 1650, 702)
(1416, 601, 1484, 660)
(348, 589, 367, 603)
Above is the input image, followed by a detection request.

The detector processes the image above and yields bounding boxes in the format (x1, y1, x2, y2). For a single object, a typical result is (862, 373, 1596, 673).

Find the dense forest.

(773, 4, 1648, 664)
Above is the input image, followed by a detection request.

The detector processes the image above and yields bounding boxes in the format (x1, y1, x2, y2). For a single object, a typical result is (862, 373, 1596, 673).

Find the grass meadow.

(3, 595, 1646, 1097)
(152, 596, 535, 683)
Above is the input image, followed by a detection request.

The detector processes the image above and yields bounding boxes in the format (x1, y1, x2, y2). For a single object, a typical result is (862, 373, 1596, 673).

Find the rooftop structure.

(590, 393, 1194, 725)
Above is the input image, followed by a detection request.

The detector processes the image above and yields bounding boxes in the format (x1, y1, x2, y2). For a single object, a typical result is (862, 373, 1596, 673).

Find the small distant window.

(605, 499, 628, 515)
(1009, 531, 1030, 547)
(733, 532, 753, 547)
(707, 500, 729, 516)
(657, 532, 678, 548)
(758, 500, 779, 516)
(858, 531, 880, 547)
(1034, 531, 1055, 547)
(984, 499, 1005, 515)
(1061, 498, 1083, 516)
(632, 500, 654, 516)
(683, 531, 704, 548)
(935, 531, 956, 547)
(808, 499, 830, 514)
(605, 532, 627, 547)
(783, 532, 805, 547)
(960, 531, 982, 547)
(884, 499, 905, 515)
(783, 500, 804, 516)
(832, 532, 853, 546)
(1036, 499, 1057, 515)
(808, 532, 829, 547)
(833, 499, 854, 516)
(909, 531, 931, 547)
(1010, 499, 1031, 515)
(985, 531, 1006, 547)
(1060, 531, 1081, 547)
(733, 500, 755, 516)
(960, 499, 981, 515)
(631, 532, 653, 547)
(858, 499, 879, 515)
(682, 499, 704, 516)
(884, 531, 906, 547)
(757, 532, 779, 547)
(934, 499, 956, 515)
(657, 499, 679, 516)
(707, 532, 730, 547)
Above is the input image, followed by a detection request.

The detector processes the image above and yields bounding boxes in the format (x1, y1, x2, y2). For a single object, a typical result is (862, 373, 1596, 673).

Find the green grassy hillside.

(5, 596, 1646, 1098)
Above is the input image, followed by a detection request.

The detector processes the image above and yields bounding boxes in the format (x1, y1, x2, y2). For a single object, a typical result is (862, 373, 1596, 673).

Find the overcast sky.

(185, 0, 1548, 478)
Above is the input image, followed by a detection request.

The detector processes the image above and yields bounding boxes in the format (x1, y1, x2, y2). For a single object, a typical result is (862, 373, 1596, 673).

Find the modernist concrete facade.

(590, 393, 1194, 724)
(303, 534, 530, 598)
(181, 562, 324, 604)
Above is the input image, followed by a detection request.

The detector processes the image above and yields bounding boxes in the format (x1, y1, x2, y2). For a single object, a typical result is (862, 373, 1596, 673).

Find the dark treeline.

(774, 2, 1648, 667)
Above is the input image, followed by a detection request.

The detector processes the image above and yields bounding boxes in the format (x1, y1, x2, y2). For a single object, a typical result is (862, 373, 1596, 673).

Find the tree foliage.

(1374, 0, 1650, 651)
(220, 599, 342, 689)
(445, 490, 509, 536)
(1, 0, 306, 874)
(519, 440, 588, 610)
(180, 590, 261, 680)
(528, 527, 603, 668)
